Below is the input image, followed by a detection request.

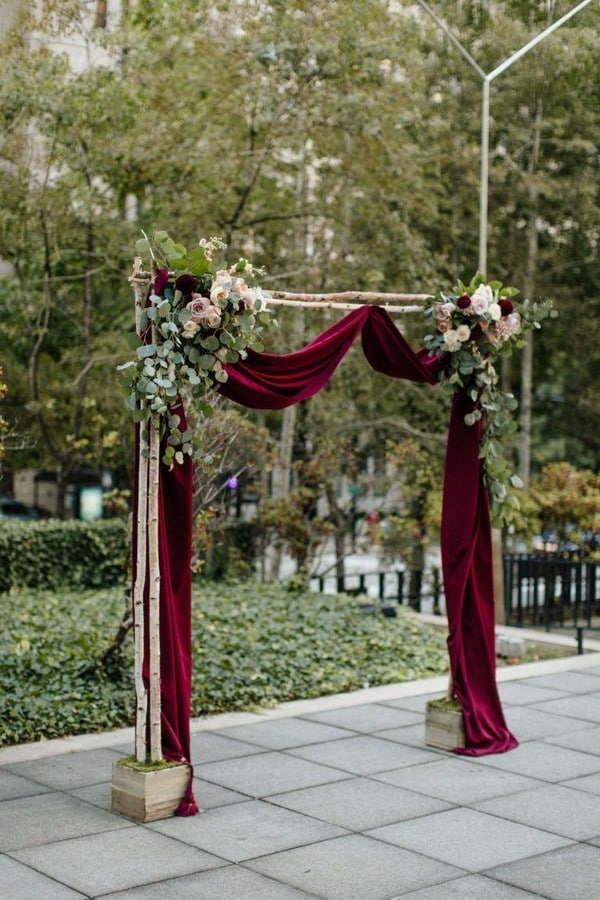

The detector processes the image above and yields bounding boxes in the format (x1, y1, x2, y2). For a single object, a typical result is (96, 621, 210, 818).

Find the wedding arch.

(119, 233, 551, 817)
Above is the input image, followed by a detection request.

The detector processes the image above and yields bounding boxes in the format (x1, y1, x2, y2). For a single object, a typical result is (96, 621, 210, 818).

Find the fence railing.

(504, 554, 600, 643)
(310, 570, 406, 605)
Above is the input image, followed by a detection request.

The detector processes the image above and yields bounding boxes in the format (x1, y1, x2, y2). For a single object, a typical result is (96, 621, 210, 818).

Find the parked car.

(0, 497, 51, 521)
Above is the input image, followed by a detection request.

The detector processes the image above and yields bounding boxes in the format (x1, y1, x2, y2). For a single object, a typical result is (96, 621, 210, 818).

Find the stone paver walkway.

(2, 651, 600, 899)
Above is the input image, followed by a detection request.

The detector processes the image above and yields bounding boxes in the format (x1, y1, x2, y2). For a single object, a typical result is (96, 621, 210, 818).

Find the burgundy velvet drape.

(219, 305, 517, 755)
(133, 404, 198, 815)
(144, 303, 515, 814)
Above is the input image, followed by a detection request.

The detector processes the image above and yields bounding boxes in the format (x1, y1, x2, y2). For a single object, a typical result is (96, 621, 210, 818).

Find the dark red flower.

(175, 273, 198, 295)
(457, 293, 471, 309)
(499, 298, 514, 316)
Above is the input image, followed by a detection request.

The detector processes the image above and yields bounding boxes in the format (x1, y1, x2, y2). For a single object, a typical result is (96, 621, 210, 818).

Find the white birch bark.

(130, 262, 151, 763)
(133, 431, 149, 763)
(148, 412, 162, 761)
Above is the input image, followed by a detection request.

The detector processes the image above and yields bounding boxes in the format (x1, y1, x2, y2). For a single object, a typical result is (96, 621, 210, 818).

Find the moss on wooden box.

(425, 697, 465, 750)
(111, 758, 191, 822)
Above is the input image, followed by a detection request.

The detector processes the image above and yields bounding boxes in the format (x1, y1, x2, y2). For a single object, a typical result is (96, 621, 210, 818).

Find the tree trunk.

(519, 96, 543, 488)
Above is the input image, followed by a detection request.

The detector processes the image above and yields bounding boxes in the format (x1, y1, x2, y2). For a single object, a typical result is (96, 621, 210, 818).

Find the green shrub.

(0, 580, 450, 748)
(201, 519, 257, 580)
(0, 519, 129, 593)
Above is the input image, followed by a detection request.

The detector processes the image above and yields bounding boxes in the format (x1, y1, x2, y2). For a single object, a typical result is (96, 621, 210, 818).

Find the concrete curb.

(3, 648, 600, 766)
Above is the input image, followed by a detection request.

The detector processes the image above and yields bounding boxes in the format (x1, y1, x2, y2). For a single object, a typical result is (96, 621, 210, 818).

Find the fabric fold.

(137, 300, 516, 800)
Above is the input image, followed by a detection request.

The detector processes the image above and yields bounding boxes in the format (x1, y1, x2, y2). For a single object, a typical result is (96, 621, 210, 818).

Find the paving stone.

(474, 783, 600, 840)
(485, 842, 600, 900)
(288, 734, 439, 775)
(0, 791, 132, 852)
(0, 854, 85, 899)
(5, 748, 122, 790)
(396, 872, 538, 899)
(517, 672, 600, 693)
(246, 833, 465, 899)
(544, 725, 600, 754)
(11, 827, 225, 896)
(380, 693, 441, 712)
(215, 717, 355, 750)
(0, 768, 51, 801)
(498, 682, 569, 705)
(69, 781, 112, 810)
(98, 865, 316, 899)
(302, 703, 422, 732)
(531, 694, 600, 724)
(373, 758, 543, 805)
(375, 723, 436, 749)
(190, 731, 269, 761)
(367, 807, 572, 872)
(193, 777, 249, 810)
(269, 775, 452, 831)
(199, 750, 349, 796)
(469, 740, 600, 782)
(503, 706, 591, 741)
(149, 798, 346, 862)
(561, 772, 600, 796)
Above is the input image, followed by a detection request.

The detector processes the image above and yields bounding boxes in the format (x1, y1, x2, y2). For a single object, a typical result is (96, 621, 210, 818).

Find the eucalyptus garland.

(119, 232, 273, 467)
(423, 274, 555, 526)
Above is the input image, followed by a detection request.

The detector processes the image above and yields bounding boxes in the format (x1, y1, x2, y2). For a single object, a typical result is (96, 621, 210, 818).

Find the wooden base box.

(111, 760, 191, 822)
(425, 699, 465, 750)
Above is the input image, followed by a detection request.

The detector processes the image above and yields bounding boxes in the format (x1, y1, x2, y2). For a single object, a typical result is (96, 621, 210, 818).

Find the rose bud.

(499, 298, 514, 316)
(457, 293, 471, 309)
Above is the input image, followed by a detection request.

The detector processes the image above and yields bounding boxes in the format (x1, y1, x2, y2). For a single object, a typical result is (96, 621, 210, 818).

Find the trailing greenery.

(0, 580, 450, 748)
(0, 519, 129, 593)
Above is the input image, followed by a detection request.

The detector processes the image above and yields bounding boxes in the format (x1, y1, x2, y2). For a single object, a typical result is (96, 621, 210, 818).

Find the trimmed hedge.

(0, 519, 129, 593)
(0, 580, 451, 747)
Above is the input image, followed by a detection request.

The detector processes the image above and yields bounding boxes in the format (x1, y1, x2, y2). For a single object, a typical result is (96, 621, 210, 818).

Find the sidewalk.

(2, 652, 600, 899)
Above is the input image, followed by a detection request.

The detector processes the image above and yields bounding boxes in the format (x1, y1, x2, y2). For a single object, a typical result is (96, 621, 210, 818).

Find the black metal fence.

(310, 570, 406, 605)
(504, 554, 600, 640)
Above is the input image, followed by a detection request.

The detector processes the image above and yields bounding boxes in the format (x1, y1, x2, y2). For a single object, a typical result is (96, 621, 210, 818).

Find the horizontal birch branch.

(266, 297, 424, 313)
(268, 290, 430, 303)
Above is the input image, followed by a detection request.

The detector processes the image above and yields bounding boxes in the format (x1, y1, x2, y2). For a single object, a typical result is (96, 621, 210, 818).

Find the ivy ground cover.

(0, 582, 450, 748)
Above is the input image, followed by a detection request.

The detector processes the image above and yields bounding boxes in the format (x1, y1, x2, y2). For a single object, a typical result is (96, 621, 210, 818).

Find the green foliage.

(0, 580, 449, 747)
(0, 585, 133, 747)
(424, 276, 555, 526)
(122, 235, 274, 465)
(526, 462, 600, 555)
(200, 519, 257, 580)
(190, 583, 449, 714)
(0, 520, 128, 593)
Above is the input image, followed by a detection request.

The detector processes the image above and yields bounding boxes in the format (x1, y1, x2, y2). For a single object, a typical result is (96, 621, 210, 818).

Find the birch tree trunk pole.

(133, 427, 149, 763)
(148, 410, 162, 761)
(130, 262, 150, 763)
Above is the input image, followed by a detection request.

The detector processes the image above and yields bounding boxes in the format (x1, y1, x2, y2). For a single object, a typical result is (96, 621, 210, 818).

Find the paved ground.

(3, 651, 600, 899)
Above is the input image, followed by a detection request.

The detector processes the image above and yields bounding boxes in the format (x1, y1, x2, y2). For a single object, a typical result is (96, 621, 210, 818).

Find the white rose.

(210, 284, 228, 304)
(181, 320, 200, 339)
(456, 324, 471, 342)
(488, 303, 502, 321)
(471, 284, 493, 314)
(443, 329, 462, 352)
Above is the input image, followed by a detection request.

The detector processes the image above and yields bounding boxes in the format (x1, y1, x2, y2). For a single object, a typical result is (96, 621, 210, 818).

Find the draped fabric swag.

(141, 299, 517, 816)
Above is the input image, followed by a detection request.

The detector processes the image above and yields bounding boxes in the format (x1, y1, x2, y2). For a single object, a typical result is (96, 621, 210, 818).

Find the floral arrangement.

(423, 274, 554, 526)
(120, 232, 273, 466)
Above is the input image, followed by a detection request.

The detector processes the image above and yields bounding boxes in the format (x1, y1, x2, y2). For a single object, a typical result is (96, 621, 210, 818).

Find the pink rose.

(187, 294, 209, 321)
(195, 304, 222, 329)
